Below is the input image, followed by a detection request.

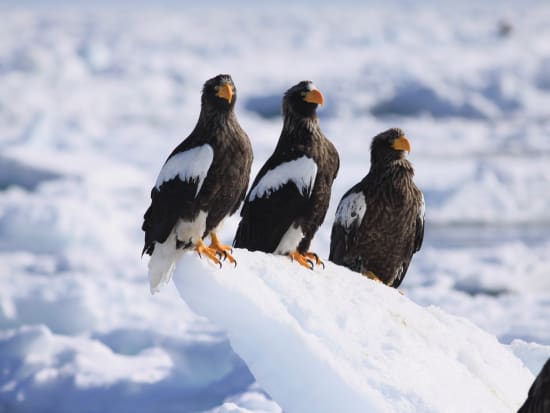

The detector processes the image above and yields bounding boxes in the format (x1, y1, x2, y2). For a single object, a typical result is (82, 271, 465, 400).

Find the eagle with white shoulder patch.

(155, 144, 214, 196)
(335, 191, 367, 229)
(248, 156, 318, 201)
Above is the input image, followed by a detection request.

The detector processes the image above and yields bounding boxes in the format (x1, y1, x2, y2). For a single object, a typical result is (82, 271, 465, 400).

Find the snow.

(173, 251, 532, 413)
(248, 156, 318, 201)
(155, 144, 214, 194)
(1, 1, 550, 412)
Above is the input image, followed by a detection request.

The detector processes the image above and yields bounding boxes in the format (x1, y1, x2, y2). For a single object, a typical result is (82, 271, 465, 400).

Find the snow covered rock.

(173, 250, 533, 413)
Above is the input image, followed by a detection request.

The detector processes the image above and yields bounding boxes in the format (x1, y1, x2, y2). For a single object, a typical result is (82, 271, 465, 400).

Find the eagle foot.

(288, 251, 315, 270)
(196, 239, 222, 268)
(363, 271, 383, 283)
(209, 232, 237, 267)
(304, 252, 325, 269)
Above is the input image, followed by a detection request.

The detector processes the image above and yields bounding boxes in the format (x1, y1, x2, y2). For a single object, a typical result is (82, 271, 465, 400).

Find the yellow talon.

(363, 271, 383, 283)
(304, 251, 324, 269)
(196, 239, 222, 267)
(288, 251, 315, 270)
(209, 232, 237, 266)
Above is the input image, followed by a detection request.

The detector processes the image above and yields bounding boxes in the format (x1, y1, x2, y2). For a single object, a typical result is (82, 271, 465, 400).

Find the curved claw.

(304, 251, 324, 269)
(209, 232, 235, 265)
(363, 271, 383, 283)
(195, 239, 222, 267)
(288, 251, 315, 270)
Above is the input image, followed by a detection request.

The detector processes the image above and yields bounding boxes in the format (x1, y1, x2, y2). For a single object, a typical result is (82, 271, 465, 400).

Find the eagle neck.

(280, 113, 321, 146)
(365, 159, 416, 208)
(369, 159, 414, 187)
(194, 108, 239, 139)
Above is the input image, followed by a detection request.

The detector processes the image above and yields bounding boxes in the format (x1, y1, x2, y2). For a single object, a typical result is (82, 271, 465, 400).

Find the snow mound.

(173, 250, 533, 413)
(510, 339, 550, 376)
(244, 94, 282, 119)
(0, 155, 61, 191)
(370, 78, 496, 119)
(0, 323, 258, 413)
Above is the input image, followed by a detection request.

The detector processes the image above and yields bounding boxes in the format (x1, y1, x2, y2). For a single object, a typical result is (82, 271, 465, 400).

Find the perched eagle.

(329, 128, 424, 287)
(142, 74, 253, 293)
(518, 358, 550, 413)
(233, 81, 339, 269)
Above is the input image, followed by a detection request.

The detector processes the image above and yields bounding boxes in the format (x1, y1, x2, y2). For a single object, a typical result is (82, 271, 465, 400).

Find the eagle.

(233, 80, 339, 269)
(518, 357, 550, 413)
(329, 128, 424, 288)
(142, 74, 253, 293)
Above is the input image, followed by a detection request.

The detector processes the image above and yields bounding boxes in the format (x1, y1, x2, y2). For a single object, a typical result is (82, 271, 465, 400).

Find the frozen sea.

(1, 1, 549, 412)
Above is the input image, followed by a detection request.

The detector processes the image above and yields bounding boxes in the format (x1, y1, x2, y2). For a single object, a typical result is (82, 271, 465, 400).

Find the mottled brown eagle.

(518, 357, 550, 413)
(329, 128, 424, 287)
(142, 74, 253, 293)
(233, 81, 339, 269)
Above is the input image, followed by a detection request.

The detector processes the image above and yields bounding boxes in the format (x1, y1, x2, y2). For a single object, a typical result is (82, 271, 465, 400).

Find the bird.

(329, 128, 424, 288)
(233, 80, 339, 269)
(142, 74, 253, 293)
(518, 358, 550, 413)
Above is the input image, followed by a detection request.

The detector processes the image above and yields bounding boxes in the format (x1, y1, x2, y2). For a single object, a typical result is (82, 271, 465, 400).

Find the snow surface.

(1, 1, 550, 412)
(174, 251, 532, 413)
(248, 156, 318, 202)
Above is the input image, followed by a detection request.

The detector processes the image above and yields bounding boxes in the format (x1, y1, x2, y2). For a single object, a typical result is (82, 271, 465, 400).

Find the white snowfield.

(174, 250, 533, 413)
(2, 1, 550, 412)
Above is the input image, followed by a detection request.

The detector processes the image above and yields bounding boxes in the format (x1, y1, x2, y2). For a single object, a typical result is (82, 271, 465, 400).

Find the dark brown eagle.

(142, 74, 253, 293)
(233, 81, 339, 269)
(518, 357, 550, 413)
(329, 128, 424, 287)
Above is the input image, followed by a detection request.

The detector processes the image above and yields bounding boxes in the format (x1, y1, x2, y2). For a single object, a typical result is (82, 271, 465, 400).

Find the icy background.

(1, 1, 550, 412)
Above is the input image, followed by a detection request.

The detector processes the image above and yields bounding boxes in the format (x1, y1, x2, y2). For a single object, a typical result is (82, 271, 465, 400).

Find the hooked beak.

(216, 83, 234, 103)
(392, 136, 411, 153)
(303, 88, 324, 105)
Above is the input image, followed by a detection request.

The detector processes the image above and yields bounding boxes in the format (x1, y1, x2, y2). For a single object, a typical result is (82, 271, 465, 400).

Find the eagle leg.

(288, 251, 315, 270)
(304, 252, 325, 269)
(363, 271, 383, 283)
(209, 232, 237, 266)
(195, 239, 222, 268)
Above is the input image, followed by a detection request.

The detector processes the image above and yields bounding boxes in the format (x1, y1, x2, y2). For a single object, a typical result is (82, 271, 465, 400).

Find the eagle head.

(370, 128, 411, 164)
(202, 74, 237, 110)
(283, 80, 324, 118)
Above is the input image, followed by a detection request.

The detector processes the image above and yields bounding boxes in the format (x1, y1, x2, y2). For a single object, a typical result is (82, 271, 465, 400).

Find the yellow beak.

(216, 83, 234, 103)
(303, 88, 324, 105)
(392, 136, 411, 153)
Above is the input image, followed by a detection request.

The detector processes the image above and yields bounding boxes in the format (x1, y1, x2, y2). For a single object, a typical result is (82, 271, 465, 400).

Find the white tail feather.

(147, 233, 184, 294)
